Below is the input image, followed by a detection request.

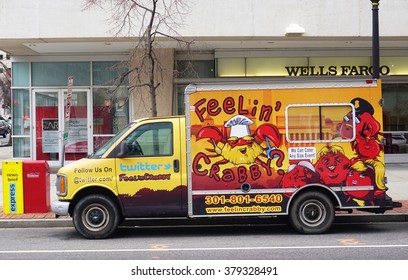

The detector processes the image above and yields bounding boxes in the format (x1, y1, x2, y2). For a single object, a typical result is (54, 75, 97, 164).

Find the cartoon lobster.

(336, 98, 383, 160)
(196, 115, 284, 176)
(353, 111, 383, 160)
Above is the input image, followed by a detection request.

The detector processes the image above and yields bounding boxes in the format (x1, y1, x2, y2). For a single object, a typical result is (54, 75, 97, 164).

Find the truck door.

(115, 118, 186, 217)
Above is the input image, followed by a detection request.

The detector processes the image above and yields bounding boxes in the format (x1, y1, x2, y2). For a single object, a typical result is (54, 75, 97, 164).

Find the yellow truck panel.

(186, 80, 388, 217)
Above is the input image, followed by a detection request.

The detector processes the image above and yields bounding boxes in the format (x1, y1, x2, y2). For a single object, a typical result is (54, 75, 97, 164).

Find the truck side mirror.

(117, 141, 128, 158)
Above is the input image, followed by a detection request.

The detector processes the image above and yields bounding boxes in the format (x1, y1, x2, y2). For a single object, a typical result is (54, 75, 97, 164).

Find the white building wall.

(183, 0, 367, 37)
(1, 0, 408, 41)
(0, 0, 112, 38)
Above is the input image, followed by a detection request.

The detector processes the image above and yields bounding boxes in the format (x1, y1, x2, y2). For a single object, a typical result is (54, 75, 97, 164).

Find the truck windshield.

(91, 122, 137, 159)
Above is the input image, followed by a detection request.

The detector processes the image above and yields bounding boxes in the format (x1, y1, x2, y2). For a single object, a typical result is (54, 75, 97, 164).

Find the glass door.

(33, 89, 91, 163)
(62, 89, 91, 161)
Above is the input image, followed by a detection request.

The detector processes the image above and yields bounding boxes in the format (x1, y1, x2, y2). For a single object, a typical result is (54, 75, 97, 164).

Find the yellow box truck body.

(52, 79, 400, 239)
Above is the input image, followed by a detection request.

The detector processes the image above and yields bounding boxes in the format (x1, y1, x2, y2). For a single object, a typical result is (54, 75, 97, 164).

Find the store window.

(11, 62, 29, 87)
(12, 89, 30, 157)
(383, 84, 408, 154)
(32, 62, 90, 86)
(176, 85, 186, 115)
(93, 87, 129, 151)
(93, 61, 129, 86)
(217, 58, 246, 77)
(92, 61, 130, 151)
(176, 60, 215, 79)
(175, 59, 215, 115)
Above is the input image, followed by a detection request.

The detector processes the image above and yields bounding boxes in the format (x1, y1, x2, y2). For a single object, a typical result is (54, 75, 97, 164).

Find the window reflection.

(93, 88, 129, 151)
(383, 84, 408, 154)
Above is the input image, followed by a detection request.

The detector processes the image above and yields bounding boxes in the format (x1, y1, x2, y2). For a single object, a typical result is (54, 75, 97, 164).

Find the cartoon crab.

(352, 112, 383, 160)
(335, 98, 383, 160)
(344, 160, 386, 206)
(196, 115, 284, 175)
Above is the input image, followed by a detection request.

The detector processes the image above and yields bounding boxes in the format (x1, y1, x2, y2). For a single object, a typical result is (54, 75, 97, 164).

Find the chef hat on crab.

(225, 115, 253, 138)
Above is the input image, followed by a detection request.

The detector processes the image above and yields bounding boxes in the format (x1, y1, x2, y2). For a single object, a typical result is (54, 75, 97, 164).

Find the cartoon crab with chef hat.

(196, 115, 284, 175)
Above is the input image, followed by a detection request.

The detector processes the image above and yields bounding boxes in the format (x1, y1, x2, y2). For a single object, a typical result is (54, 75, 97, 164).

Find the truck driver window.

(286, 104, 355, 143)
(123, 122, 173, 157)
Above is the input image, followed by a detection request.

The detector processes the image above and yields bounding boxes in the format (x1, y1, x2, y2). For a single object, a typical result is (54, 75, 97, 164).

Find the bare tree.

(84, 0, 192, 117)
(0, 59, 11, 115)
(0, 59, 11, 145)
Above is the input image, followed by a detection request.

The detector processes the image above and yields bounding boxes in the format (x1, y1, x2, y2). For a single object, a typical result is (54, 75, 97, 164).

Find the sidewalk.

(0, 144, 407, 228)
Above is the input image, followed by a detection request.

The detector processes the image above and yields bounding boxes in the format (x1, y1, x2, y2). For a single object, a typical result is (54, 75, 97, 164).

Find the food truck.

(52, 79, 401, 238)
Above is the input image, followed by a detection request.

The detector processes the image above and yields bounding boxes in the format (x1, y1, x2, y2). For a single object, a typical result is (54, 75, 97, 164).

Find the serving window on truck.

(286, 103, 356, 143)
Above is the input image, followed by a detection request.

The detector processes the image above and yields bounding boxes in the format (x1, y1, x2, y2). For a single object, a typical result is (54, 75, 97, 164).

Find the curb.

(334, 213, 408, 223)
(0, 218, 72, 228)
(0, 214, 407, 229)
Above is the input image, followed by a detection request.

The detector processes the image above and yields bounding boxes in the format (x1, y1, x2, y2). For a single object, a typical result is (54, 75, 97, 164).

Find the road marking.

(0, 244, 408, 254)
(150, 243, 171, 250)
(338, 239, 363, 245)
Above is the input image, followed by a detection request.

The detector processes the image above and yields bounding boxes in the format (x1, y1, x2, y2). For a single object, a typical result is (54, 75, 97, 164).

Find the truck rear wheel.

(289, 191, 334, 234)
(73, 194, 120, 239)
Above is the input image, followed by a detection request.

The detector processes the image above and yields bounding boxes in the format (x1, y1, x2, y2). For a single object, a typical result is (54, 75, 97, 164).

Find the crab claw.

(357, 112, 380, 137)
(196, 126, 223, 143)
(256, 124, 281, 146)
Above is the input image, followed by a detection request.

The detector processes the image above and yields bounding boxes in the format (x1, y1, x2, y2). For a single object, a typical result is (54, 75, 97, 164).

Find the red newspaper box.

(23, 160, 50, 213)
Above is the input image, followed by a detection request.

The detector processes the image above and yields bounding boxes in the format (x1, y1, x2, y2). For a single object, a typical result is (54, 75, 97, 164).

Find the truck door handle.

(173, 159, 179, 173)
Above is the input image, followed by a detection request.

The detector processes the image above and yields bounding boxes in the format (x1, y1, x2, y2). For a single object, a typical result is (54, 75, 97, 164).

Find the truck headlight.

(56, 174, 67, 196)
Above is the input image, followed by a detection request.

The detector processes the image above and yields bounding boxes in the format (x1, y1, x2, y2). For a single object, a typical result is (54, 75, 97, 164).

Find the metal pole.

(371, 0, 380, 79)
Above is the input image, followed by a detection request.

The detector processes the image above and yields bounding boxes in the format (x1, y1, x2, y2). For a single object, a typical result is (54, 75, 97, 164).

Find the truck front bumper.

(51, 200, 70, 216)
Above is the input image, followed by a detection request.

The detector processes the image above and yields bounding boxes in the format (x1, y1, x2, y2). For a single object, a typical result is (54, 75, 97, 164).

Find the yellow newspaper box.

(2, 161, 24, 214)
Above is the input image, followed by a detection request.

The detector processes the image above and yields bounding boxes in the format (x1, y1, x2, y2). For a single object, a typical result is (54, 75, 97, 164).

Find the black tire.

(289, 191, 334, 234)
(73, 194, 121, 239)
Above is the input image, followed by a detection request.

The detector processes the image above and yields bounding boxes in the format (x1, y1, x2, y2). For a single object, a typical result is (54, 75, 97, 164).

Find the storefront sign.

(285, 65, 391, 76)
(65, 118, 88, 153)
(43, 117, 87, 153)
(216, 56, 407, 77)
(42, 118, 59, 153)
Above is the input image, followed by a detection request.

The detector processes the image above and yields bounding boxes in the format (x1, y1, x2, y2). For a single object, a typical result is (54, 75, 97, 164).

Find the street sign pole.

(371, 0, 380, 79)
(61, 75, 74, 167)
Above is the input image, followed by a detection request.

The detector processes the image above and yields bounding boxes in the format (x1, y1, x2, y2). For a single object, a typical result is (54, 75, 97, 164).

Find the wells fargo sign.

(285, 65, 390, 76)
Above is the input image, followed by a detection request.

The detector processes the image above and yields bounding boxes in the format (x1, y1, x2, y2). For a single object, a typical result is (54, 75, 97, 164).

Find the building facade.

(1, 0, 408, 164)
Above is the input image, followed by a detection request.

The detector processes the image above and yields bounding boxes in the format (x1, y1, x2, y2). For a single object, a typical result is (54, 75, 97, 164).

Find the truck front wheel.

(289, 191, 334, 234)
(73, 194, 120, 239)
